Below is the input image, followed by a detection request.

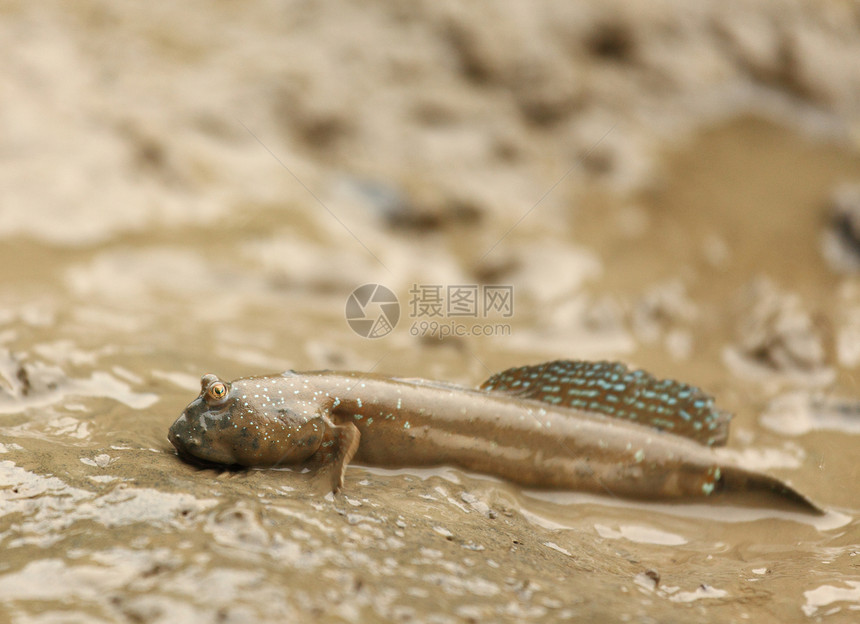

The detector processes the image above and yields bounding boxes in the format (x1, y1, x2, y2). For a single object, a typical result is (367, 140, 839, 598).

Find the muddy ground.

(2, 1, 860, 622)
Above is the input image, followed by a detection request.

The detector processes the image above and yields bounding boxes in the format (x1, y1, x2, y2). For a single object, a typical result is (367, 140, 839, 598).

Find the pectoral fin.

(322, 415, 360, 493)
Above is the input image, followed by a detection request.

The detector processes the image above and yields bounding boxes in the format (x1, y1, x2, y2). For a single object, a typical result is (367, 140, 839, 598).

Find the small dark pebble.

(644, 568, 660, 587)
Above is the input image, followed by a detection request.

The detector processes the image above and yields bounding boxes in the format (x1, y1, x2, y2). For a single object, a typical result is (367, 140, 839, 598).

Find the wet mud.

(2, 1, 860, 622)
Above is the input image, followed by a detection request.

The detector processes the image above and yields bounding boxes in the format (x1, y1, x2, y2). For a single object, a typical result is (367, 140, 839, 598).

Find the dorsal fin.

(479, 360, 730, 446)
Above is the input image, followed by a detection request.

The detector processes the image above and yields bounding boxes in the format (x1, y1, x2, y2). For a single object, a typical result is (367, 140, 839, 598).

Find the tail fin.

(719, 466, 823, 514)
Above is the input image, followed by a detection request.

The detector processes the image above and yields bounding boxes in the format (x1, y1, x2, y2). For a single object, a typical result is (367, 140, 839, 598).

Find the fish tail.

(719, 466, 823, 514)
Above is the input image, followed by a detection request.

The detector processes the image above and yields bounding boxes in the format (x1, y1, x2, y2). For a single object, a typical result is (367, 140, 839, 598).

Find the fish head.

(168, 374, 242, 466)
(169, 373, 324, 467)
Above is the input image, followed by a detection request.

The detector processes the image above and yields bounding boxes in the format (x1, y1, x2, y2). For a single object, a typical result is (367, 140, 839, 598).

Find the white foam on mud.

(0, 371, 158, 414)
(522, 489, 852, 532)
(802, 580, 860, 617)
(593, 523, 687, 546)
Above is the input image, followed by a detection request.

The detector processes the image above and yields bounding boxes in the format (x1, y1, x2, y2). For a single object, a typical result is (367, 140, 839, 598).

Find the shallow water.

(3, 2, 860, 622)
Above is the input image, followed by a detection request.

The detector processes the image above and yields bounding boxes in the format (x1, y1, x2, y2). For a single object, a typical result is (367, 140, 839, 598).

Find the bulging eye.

(206, 382, 228, 404)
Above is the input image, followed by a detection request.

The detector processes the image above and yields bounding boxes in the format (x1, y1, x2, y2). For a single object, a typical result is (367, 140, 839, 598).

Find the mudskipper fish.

(168, 360, 821, 513)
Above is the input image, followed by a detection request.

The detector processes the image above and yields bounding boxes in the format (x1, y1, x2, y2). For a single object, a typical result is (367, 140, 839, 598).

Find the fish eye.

(206, 381, 228, 404)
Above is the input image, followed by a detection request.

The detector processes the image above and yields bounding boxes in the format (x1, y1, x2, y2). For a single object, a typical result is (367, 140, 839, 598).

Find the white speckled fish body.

(168, 360, 820, 512)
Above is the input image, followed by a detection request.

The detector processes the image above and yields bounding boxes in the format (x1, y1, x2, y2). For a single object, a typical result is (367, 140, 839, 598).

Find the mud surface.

(2, 1, 860, 622)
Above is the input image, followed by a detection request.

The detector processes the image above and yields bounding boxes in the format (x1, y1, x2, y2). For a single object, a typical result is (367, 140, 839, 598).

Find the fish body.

(168, 360, 820, 512)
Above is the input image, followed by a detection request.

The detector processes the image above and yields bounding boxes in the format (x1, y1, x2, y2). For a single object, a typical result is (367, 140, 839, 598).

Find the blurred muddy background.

(2, 1, 860, 622)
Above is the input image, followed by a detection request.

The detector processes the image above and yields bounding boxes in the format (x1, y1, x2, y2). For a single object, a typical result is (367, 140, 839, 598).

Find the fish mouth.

(169, 443, 245, 471)
(167, 430, 245, 471)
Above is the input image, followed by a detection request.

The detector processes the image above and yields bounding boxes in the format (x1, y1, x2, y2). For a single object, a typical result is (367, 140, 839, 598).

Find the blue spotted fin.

(479, 360, 731, 447)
